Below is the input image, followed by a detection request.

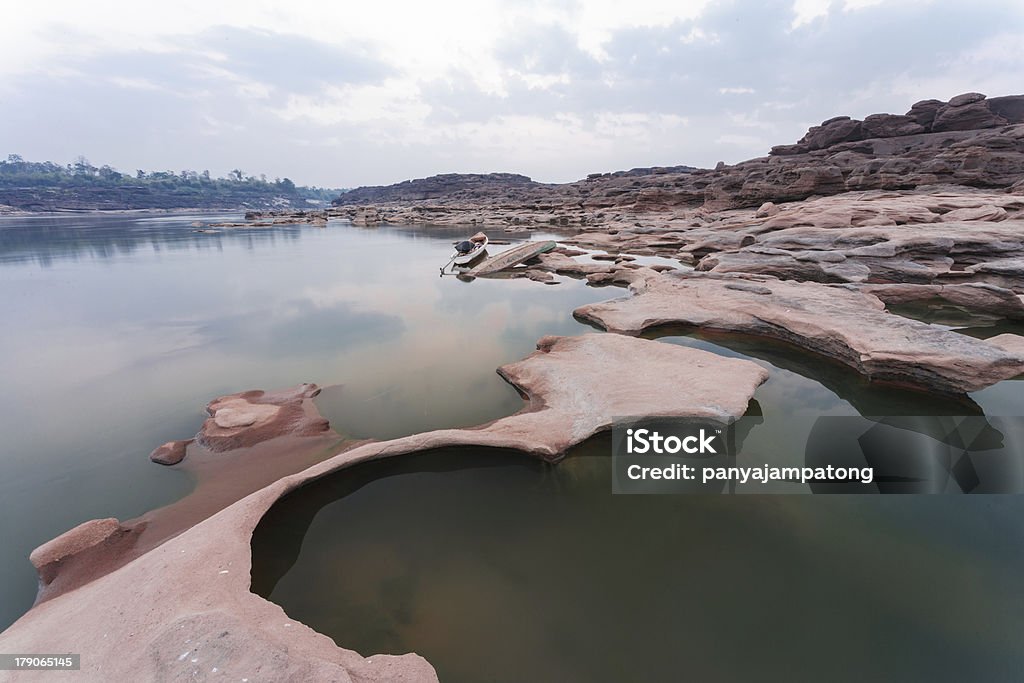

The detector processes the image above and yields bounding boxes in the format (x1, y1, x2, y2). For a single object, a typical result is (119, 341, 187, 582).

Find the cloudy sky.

(2, 0, 1022, 187)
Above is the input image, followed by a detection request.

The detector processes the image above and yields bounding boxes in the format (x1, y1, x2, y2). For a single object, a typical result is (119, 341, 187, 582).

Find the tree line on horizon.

(0, 154, 344, 203)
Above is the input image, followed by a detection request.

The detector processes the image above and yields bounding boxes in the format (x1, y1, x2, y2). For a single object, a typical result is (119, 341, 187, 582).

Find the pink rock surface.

(0, 334, 767, 681)
(574, 272, 1024, 394)
(148, 439, 191, 466)
(196, 383, 330, 455)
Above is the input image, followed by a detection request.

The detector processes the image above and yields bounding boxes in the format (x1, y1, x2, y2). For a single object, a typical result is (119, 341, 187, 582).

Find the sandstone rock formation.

(149, 384, 331, 465)
(0, 334, 766, 681)
(148, 439, 191, 465)
(574, 272, 1024, 394)
(311, 92, 1024, 230)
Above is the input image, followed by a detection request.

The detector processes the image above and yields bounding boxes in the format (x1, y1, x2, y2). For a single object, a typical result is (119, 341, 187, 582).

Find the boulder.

(149, 439, 192, 466)
(799, 118, 864, 150)
(861, 113, 926, 139)
(932, 100, 1006, 132)
(906, 99, 944, 128)
(948, 92, 987, 107)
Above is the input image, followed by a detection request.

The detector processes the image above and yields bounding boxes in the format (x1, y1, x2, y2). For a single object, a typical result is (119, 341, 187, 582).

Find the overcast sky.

(2, 0, 1022, 187)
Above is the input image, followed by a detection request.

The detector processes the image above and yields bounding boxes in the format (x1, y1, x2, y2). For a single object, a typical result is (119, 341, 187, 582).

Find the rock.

(2, 334, 766, 681)
(799, 118, 864, 151)
(948, 92, 987, 107)
(939, 205, 1008, 222)
(196, 383, 329, 453)
(861, 113, 926, 139)
(28, 518, 140, 604)
(335, 173, 542, 205)
(932, 100, 1006, 132)
(149, 439, 192, 466)
(699, 248, 872, 283)
(531, 252, 615, 278)
(987, 333, 1024, 356)
(352, 206, 383, 225)
(860, 283, 1024, 319)
(755, 201, 780, 218)
(211, 402, 280, 429)
(573, 272, 1024, 393)
(906, 99, 944, 128)
(987, 95, 1024, 123)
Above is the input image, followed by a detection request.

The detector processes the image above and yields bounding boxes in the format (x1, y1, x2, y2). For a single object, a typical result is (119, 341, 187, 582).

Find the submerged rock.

(147, 383, 331, 466)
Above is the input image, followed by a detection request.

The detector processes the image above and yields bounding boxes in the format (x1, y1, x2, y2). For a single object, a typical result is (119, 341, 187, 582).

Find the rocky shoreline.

(2, 92, 1024, 680)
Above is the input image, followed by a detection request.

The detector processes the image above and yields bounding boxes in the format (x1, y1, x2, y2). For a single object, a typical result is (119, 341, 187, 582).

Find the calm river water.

(3, 214, 1024, 682)
(0, 213, 607, 629)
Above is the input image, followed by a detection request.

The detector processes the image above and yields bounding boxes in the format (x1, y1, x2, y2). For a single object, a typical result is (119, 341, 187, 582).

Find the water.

(251, 291, 1024, 680)
(252, 444, 1024, 682)
(5, 214, 1024, 679)
(0, 214, 608, 629)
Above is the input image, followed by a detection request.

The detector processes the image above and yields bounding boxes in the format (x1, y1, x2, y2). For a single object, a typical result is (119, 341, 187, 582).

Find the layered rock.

(574, 272, 1024, 394)
(318, 92, 1024, 224)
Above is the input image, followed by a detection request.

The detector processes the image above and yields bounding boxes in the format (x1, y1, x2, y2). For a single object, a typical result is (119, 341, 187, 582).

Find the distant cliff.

(330, 93, 1024, 215)
(332, 167, 699, 206)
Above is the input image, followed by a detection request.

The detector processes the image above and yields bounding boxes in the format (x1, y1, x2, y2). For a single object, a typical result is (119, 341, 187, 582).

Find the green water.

(0, 214, 608, 629)
(251, 303, 1024, 681)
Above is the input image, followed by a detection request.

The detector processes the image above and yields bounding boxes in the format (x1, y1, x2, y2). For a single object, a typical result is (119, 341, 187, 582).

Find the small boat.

(441, 232, 488, 272)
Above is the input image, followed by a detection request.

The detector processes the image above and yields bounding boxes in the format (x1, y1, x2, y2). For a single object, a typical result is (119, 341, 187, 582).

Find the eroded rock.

(149, 439, 192, 466)
(2, 334, 766, 680)
(574, 272, 1024, 393)
(197, 383, 329, 453)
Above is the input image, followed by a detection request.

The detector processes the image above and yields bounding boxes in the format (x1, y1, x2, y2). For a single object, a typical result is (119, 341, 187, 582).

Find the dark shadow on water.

(251, 446, 544, 598)
(250, 434, 1024, 683)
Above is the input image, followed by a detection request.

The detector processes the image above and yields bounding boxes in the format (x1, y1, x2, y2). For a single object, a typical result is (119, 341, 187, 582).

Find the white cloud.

(790, 0, 832, 29)
(1, 0, 1021, 187)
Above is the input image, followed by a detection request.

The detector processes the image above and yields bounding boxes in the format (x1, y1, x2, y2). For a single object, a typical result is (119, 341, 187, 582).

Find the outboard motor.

(455, 240, 475, 254)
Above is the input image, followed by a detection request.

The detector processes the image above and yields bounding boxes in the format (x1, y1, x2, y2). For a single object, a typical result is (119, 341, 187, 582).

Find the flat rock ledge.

(574, 271, 1024, 394)
(149, 383, 331, 465)
(0, 334, 766, 682)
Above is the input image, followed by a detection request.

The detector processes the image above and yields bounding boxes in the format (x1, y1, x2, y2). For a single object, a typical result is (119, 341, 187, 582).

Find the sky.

(1, 0, 1022, 188)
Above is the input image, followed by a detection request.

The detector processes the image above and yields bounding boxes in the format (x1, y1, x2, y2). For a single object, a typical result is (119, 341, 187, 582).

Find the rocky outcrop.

(28, 518, 142, 606)
(198, 383, 329, 453)
(574, 271, 1024, 394)
(0, 334, 766, 681)
(335, 173, 545, 205)
(322, 93, 1024, 222)
(148, 384, 331, 466)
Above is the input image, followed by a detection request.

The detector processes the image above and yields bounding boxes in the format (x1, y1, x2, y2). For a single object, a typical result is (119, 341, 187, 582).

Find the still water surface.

(4, 214, 1024, 681)
(0, 213, 607, 629)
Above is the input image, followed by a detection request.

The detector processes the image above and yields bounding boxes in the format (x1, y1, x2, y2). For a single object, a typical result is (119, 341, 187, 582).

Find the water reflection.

(0, 214, 609, 629)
